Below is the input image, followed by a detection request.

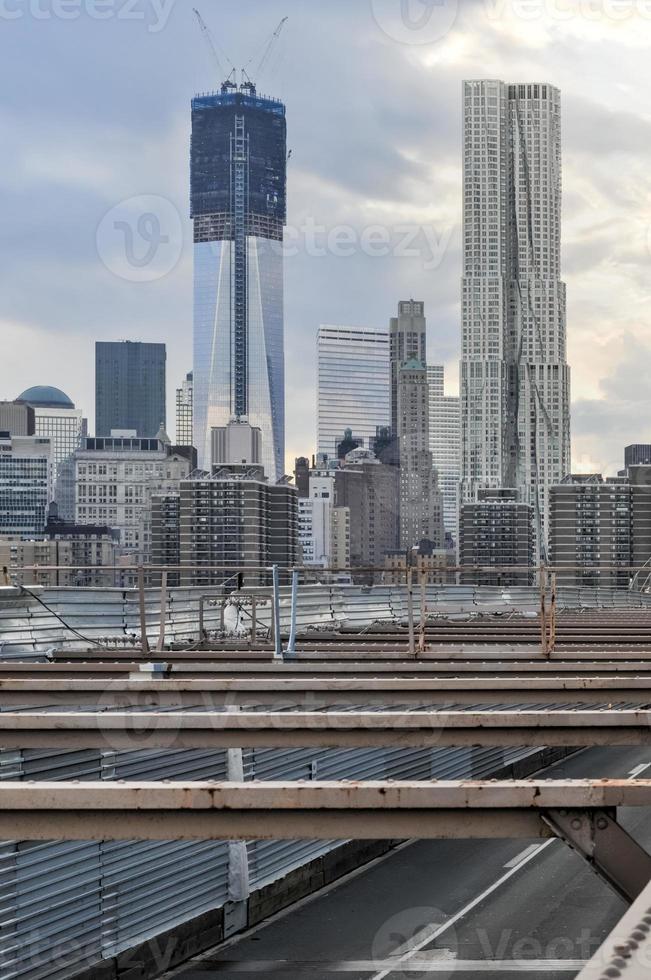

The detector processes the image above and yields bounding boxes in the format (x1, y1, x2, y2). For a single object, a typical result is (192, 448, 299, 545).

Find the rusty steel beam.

(0, 779, 650, 842)
(543, 808, 651, 903)
(4, 660, 651, 679)
(1, 676, 651, 708)
(1, 709, 651, 749)
(52, 647, 651, 662)
(577, 877, 651, 978)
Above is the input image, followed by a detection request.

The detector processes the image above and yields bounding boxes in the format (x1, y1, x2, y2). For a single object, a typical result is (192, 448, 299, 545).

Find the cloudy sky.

(1, 0, 650, 475)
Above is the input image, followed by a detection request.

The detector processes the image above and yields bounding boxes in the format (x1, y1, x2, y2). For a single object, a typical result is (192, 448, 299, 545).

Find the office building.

(0, 401, 35, 436)
(384, 543, 453, 585)
(334, 448, 400, 580)
(0, 508, 119, 588)
(16, 386, 86, 521)
(460, 80, 571, 553)
(96, 341, 166, 439)
(625, 445, 651, 470)
(330, 506, 351, 573)
(176, 372, 194, 447)
(297, 467, 336, 569)
(0, 432, 51, 535)
(389, 301, 427, 441)
(428, 366, 461, 545)
(191, 82, 287, 479)
(211, 419, 262, 468)
(293, 457, 310, 498)
(177, 467, 298, 588)
(74, 433, 190, 565)
(459, 488, 534, 585)
(151, 494, 182, 586)
(397, 360, 444, 550)
(317, 325, 390, 460)
(549, 470, 651, 588)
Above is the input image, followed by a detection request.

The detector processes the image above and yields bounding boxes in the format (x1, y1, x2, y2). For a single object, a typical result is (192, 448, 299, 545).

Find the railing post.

(549, 572, 557, 655)
(137, 566, 149, 657)
(406, 564, 415, 657)
(286, 569, 299, 659)
(418, 562, 427, 656)
(272, 564, 282, 660)
(225, 705, 250, 922)
(250, 597, 257, 646)
(539, 565, 548, 659)
(156, 571, 168, 654)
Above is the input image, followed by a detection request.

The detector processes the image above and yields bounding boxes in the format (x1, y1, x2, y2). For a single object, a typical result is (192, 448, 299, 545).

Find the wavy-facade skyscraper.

(460, 80, 571, 555)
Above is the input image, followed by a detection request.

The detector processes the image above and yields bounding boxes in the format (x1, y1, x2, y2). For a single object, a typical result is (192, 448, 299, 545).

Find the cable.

(18, 584, 113, 650)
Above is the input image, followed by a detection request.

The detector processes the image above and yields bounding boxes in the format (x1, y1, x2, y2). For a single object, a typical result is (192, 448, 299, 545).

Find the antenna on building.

(193, 8, 236, 91)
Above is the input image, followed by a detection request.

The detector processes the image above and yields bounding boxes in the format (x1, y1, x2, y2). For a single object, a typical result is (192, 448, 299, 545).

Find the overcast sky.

(1, 0, 650, 475)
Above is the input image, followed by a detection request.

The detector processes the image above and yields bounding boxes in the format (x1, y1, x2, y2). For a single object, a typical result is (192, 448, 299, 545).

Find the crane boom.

(193, 8, 233, 84)
(255, 16, 288, 80)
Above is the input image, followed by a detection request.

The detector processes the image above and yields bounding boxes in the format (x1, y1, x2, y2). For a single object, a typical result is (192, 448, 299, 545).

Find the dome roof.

(17, 385, 75, 409)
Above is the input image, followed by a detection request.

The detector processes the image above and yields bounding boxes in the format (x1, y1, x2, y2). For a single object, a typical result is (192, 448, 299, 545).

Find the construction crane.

(193, 8, 236, 89)
(243, 16, 288, 87)
(256, 16, 288, 79)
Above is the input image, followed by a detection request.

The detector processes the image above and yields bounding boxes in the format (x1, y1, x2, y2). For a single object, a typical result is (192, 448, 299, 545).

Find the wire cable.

(18, 584, 114, 651)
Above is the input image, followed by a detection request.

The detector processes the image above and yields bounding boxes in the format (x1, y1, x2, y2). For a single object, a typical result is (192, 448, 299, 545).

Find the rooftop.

(17, 386, 75, 409)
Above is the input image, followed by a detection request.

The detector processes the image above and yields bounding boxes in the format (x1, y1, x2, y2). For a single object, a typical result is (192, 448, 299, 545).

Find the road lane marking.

(180, 958, 585, 972)
(370, 839, 556, 980)
(504, 844, 541, 868)
(629, 762, 651, 778)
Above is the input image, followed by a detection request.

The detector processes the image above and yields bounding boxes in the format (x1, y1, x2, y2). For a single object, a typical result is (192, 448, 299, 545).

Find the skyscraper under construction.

(191, 78, 287, 480)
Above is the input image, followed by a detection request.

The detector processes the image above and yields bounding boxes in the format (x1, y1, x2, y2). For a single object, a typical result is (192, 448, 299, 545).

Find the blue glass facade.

(95, 341, 166, 439)
(191, 88, 287, 480)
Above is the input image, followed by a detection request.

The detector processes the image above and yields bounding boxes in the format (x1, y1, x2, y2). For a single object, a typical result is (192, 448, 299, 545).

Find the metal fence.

(0, 739, 533, 979)
(3, 573, 651, 659)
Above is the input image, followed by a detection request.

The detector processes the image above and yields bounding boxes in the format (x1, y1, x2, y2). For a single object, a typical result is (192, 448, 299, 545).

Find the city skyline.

(1, 1, 650, 477)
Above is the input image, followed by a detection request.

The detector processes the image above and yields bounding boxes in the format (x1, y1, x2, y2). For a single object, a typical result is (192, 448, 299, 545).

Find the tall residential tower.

(191, 82, 287, 480)
(460, 80, 571, 554)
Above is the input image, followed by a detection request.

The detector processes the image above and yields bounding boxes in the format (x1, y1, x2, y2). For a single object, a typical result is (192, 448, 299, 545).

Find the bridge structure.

(3, 566, 651, 977)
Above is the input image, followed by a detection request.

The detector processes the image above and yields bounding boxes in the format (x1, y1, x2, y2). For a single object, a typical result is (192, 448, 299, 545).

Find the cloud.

(0, 0, 650, 477)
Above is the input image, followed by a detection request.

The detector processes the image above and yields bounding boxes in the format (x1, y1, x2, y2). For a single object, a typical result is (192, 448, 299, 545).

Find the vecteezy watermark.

(370, 0, 459, 44)
(0, 0, 175, 32)
(96, 195, 183, 283)
(483, 0, 651, 23)
(371, 905, 457, 979)
(278, 218, 454, 270)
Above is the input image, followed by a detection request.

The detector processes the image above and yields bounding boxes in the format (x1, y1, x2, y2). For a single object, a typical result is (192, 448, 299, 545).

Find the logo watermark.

(371, 0, 460, 44)
(0, 0, 175, 31)
(96, 194, 183, 282)
(279, 218, 454, 270)
(372, 905, 457, 979)
(483, 0, 651, 23)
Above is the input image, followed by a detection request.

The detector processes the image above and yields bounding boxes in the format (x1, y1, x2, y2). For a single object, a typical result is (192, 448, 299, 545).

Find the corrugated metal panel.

(0, 840, 103, 980)
(100, 748, 231, 956)
(247, 838, 336, 889)
(101, 839, 230, 957)
(4, 581, 651, 656)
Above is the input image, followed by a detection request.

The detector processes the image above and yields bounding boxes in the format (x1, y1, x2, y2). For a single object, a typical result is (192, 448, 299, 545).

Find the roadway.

(164, 745, 651, 979)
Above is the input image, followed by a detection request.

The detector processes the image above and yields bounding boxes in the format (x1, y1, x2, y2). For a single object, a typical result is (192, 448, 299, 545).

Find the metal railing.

(4, 562, 651, 660)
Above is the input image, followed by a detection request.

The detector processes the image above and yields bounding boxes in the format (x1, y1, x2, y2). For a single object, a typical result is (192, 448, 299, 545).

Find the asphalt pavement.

(165, 745, 651, 979)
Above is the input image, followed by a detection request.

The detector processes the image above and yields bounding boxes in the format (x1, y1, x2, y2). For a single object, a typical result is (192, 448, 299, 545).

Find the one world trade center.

(191, 78, 287, 480)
